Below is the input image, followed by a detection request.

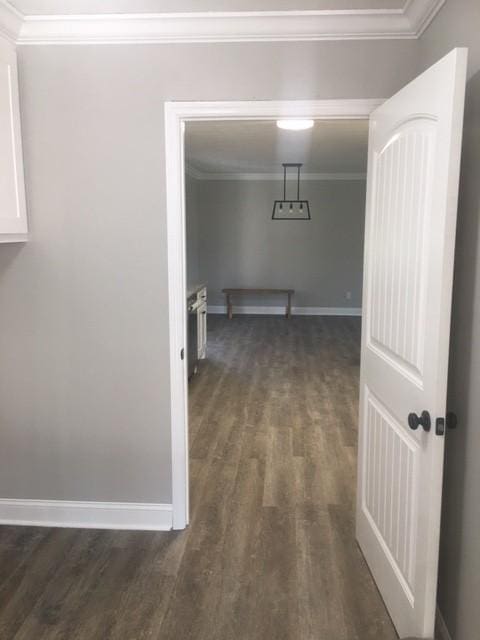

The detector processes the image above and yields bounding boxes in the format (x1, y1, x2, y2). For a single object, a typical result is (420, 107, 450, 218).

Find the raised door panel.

(363, 388, 419, 606)
(368, 119, 435, 388)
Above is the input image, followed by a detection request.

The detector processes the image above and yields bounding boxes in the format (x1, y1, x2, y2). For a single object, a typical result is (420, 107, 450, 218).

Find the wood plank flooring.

(0, 316, 398, 639)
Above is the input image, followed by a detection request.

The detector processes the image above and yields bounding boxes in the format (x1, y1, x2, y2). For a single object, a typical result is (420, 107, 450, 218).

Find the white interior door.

(356, 48, 467, 639)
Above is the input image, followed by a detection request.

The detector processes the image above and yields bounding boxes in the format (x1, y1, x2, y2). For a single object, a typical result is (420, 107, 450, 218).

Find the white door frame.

(164, 98, 384, 529)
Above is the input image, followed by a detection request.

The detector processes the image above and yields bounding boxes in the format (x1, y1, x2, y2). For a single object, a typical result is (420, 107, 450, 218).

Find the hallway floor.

(0, 316, 397, 639)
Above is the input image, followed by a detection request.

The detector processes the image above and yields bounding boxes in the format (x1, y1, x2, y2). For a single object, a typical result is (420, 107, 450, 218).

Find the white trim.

(16, 10, 412, 45)
(0, 1, 22, 43)
(0, 498, 173, 530)
(165, 99, 380, 531)
(435, 606, 452, 640)
(0, 232, 28, 243)
(0, 1, 445, 45)
(404, 0, 446, 37)
(165, 104, 189, 531)
(185, 165, 366, 182)
(208, 305, 362, 316)
(169, 98, 383, 121)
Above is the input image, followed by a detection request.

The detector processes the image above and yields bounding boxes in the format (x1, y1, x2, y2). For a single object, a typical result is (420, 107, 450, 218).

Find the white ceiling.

(9, 1, 406, 15)
(185, 119, 369, 176)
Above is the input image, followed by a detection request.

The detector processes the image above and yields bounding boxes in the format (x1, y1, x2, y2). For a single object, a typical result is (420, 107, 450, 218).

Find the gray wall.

(191, 178, 365, 308)
(418, 2, 480, 639)
(185, 174, 200, 286)
(0, 41, 418, 504)
(1, 21, 475, 636)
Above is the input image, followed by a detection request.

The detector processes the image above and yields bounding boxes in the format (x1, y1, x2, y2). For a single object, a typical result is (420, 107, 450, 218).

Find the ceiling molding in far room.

(0, 0, 446, 46)
(185, 164, 367, 181)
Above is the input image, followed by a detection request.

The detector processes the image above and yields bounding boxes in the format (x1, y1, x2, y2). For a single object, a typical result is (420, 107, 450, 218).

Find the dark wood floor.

(0, 316, 398, 639)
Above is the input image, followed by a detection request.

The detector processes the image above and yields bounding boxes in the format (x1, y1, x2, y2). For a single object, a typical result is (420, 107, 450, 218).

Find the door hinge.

(180, 348, 184, 360)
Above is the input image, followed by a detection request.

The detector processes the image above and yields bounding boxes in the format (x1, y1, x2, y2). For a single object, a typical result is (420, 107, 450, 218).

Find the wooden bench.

(222, 288, 294, 319)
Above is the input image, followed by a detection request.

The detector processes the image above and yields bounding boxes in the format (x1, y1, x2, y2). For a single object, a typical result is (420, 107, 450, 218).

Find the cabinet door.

(0, 37, 27, 239)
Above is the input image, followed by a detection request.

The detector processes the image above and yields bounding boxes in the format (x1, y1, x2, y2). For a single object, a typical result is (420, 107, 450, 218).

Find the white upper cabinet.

(0, 36, 27, 242)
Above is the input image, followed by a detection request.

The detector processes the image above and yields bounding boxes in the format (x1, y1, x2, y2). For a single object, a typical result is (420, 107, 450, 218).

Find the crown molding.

(0, 0, 22, 43)
(0, 0, 446, 46)
(17, 10, 411, 45)
(186, 164, 366, 181)
(403, 0, 446, 36)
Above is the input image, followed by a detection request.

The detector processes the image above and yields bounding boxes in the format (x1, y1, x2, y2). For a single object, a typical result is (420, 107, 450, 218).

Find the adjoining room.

(185, 118, 366, 323)
(181, 117, 397, 637)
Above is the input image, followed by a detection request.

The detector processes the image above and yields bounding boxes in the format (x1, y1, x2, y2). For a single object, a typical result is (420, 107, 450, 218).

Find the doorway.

(170, 100, 395, 639)
(165, 99, 382, 530)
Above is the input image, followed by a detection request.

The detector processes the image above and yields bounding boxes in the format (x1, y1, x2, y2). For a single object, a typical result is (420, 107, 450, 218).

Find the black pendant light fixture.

(272, 163, 311, 220)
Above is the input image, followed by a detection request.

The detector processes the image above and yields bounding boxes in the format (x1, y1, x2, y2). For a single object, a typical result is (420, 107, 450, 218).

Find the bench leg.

(286, 293, 292, 318)
(226, 294, 233, 319)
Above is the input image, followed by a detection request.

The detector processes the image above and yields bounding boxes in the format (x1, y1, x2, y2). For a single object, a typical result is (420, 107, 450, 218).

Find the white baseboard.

(436, 606, 452, 640)
(208, 305, 362, 316)
(0, 499, 173, 531)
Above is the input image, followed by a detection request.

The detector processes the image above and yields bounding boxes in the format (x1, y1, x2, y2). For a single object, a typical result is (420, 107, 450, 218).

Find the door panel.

(369, 120, 434, 385)
(356, 49, 468, 639)
(364, 389, 419, 605)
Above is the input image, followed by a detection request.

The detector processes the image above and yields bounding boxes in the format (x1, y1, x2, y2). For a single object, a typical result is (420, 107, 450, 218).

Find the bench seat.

(222, 288, 294, 319)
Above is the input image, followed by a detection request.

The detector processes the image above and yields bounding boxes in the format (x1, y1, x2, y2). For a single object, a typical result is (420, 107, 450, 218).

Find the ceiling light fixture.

(276, 119, 314, 131)
(272, 163, 311, 221)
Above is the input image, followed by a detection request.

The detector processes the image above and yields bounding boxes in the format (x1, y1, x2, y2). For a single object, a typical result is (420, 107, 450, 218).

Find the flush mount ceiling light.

(276, 119, 315, 131)
(272, 163, 311, 221)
